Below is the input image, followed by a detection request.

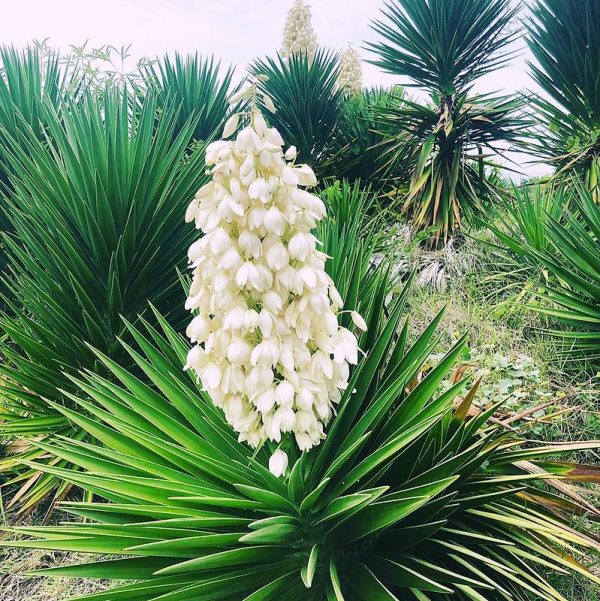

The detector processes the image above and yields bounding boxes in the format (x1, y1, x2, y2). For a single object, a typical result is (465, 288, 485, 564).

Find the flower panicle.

(338, 46, 363, 97)
(281, 0, 318, 59)
(185, 84, 364, 475)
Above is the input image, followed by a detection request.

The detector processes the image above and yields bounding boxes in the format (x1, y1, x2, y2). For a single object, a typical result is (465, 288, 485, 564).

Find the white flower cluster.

(337, 46, 363, 97)
(184, 83, 365, 476)
(281, 0, 318, 59)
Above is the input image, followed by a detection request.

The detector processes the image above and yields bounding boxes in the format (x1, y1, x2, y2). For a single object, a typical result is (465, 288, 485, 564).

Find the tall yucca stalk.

(367, 0, 525, 244)
(525, 0, 600, 195)
(250, 49, 344, 178)
(144, 52, 234, 144)
(0, 88, 209, 512)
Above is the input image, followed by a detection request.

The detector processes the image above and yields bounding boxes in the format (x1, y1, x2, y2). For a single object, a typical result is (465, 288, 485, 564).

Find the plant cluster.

(489, 181, 600, 368)
(0, 53, 232, 512)
(0, 2, 598, 600)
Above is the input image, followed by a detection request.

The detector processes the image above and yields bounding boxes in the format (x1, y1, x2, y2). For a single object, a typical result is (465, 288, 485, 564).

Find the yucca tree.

(379, 93, 526, 240)
(2, 294, 599, 599)
(367, 0, 526, 244)
(144, 52, 234, 145)
(0, 88, 209, 512)
(526, 0, 600, 195)
(250, 50, 344, 178)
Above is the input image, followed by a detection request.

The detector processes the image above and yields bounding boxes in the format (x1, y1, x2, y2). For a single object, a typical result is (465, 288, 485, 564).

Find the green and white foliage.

(3, 294, 599, 600)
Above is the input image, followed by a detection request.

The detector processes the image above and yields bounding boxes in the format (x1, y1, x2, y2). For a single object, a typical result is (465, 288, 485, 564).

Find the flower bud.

(222, 113, 240, 138)
(268, 449, 288, 477)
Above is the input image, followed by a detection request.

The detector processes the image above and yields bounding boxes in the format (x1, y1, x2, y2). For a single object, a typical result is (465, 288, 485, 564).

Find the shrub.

(0, 45, 69, 241)
(0, 88, 209, 511)
(531, 185, 600, 364)
(144, 52, 234, 145)
(319, 179, 389, 247)
(326, 86, 406, 187)
(3, 299, 599, 600)
(489, 181, 600, 367)
(250, 49, 344, 178)
(489, 184, 570, 258)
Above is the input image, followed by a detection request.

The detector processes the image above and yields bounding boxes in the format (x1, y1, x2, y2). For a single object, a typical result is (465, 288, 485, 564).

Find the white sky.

(0, 0, 550, 177)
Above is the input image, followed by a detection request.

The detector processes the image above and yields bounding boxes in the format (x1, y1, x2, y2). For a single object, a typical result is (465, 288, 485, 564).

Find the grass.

(0, 547, 108, 600)
(0, 513, 111, 600)
(407, 232, 600, 449)
(548, 558, 600, 601)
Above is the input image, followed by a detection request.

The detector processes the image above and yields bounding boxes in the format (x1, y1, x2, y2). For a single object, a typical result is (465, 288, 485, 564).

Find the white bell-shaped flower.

(269, 448, 289, 477)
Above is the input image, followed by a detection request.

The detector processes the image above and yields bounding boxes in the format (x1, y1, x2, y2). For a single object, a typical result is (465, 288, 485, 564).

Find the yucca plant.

(321, 180, 378, 238)
(0, 44, 69, 237)
(478, 183, 571, 318)
(3, 289, 599, 599)
(530, 184, 600, 363)
(486, 183, 571, 278)
(490, 184, 570, 257)
(366, 0, 526, 244)
(0, 44, 65, 139)
(144, 52, 234, 145)
(325, 86, 406, 186)
(488, 180, 600, 365)
(525, 0, 600, 194)
(250, 50, 344, 178)
(0, 88, 210, 512)
(319, 179, 396, 259)
(378, 93, 526, 242)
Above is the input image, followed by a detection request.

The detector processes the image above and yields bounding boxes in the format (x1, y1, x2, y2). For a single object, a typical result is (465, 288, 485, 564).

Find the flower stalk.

(185, 81, 363, 474)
